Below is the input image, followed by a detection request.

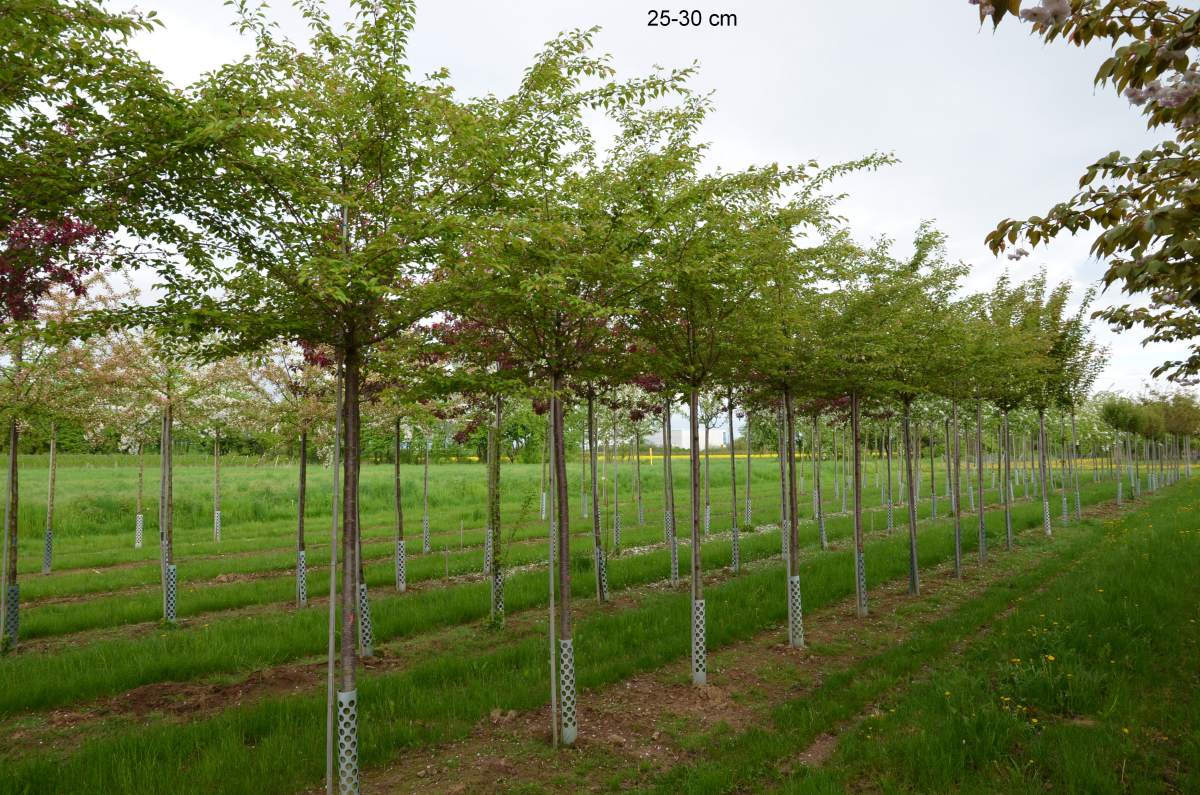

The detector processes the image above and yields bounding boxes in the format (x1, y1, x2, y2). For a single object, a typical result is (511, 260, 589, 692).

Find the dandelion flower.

(1046, 655, 1055, 662)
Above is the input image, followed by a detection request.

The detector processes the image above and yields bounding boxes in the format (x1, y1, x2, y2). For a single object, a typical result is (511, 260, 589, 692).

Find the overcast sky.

(129, 0, 1182, 396)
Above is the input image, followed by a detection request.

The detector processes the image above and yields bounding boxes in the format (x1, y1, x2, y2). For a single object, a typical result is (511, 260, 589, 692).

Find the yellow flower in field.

(1031, 718, 1039, 724)
(944, 691, 951, 697)
(1046, 655, 1055, 662)
(1010, 657, 1021, 663)
(1122, 727, 1130, 735)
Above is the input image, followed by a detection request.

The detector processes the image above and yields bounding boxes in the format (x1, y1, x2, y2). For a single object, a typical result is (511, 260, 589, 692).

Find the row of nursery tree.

(4, 2, 1200, 792)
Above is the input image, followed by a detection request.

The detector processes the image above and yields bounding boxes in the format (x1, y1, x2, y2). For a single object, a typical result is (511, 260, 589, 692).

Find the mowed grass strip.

(641, 480, 1198, 794)
(0, 480, 1126, 793)
(20, 472, 1015, 641)
(1, 478, 1112, 713)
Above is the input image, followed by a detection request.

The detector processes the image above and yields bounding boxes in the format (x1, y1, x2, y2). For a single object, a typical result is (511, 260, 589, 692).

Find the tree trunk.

(298, 429, 309, 607)
(393, 419, 405, 593)
(703, 424, 711, 536)
(1002, 410, 1013, 550)
(540, 413, 548, 521)
(611, 410, 621, 553)
(663, 399, 677, 584)
(340, 345, 361, 690)
(550, 374, 576, 745)
(422, 428, 430, 554)
(634, 433, 643, 526)
(688, 387, 707, 683)
(901, 401, 920, 596)
(489, 394, 504, 620)
(783, 387, 806, 644)
(587, 389, 604, 602)
(744, 415, 752, 527)
(212, 434, 222, 543)
(850, 392, 868, 615)
(1038, 408, 1052, 537)
(928, 423, 936, 520)
(42, 423, 57, 573)
(777, 408, 788, 558)
(976, 402, 986, 562)
(813, 416, 826, 548)
(2, 419, 19, 649)
(885, 422, 894, 532)
(727, 389, 739, 572)
(1070, 408, 1082, 520)
(951, 403, 962, 578)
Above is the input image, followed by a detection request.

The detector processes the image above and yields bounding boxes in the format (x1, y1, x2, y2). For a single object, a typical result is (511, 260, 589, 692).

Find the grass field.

(0, 452, 1190, 793)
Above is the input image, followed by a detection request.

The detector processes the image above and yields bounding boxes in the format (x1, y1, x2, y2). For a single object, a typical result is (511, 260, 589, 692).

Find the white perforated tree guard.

(135, 513, 143, 548)
(358, 582, 374, 658)
(691, 598, 707, 685)
(1117, 480, 1123, 505)
(558, 639, 577, 745)
(787, 575, 804, 648)
(164, 564, 178, 623)
(613, 512, 621, 550)
(886, 499, 894, 531)
(483, 531, 493, 575)
(780, 521, 789, 559)
(744, 496, 751, 527)
(492, 569, 505, 617)
(703, 504, 710, 536)
(854, 551, 868, 617)
(3, 584, 18, 648)
(213, 510, 221, 542)
(540, 491, 546, 520)
(596, 548, 608, 601)
(395, 539, 407, 592)
(422, 512, 430, 554)
(731, 526, 740, 573)
(296, 550, 308, 607)
(663, 508, 673, 543)
(42, 529, 52, 574)
(336, 689, 360, 795)
(1060, 492, 1068, 524)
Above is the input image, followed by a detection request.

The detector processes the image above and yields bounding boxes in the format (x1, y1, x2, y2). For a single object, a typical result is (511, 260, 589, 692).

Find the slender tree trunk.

(778, 408, 788, 558)
(664, 399, 677, 584)
(135, 440, 145, 549)
(489, 394, 504, 621)
(727, 389, 739, 572)
(611, 410, 621, 553)
(1002, 410, 1013, 550)
(42, 423, 56, 573)
(550, 374, 576, 745)
(688, 387, 707, 683)
(1038, 408, 1052, 537)
(703, 424, 710, 536)
(634, 433, 643, 526)
(340, 345, 361, 692)
(976, 402, 986, 562)
(422, 429, 430, 554)
(783, 387, 806, 643)
(2, 419, 19, 649)
(813, 416, 826, 548)
(539, 414, 547, 521)
(1069, 408, 1082, 521)
(298, 429, 309, 607)
(901, 401, 920, 596)
(393, 419, 405, 593)
(951, 403, 962, 578)
(885, 422, 894, 532)
(587, 388, 605, 602)
(850, 392, 867, 616)
(325, 355, 343, 793)
(744, 415, 752, 527)
(212, 434, 222, 543)
(928, 423, 937, 519)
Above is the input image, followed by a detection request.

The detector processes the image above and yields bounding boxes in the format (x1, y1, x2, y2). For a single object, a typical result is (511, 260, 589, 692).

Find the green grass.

(0, 471, 1134, 793)
(636, 479, 1199, 794)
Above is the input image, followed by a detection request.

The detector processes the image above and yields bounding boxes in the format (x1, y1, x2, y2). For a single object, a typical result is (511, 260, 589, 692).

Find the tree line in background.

(4, 1, 1200, 792)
